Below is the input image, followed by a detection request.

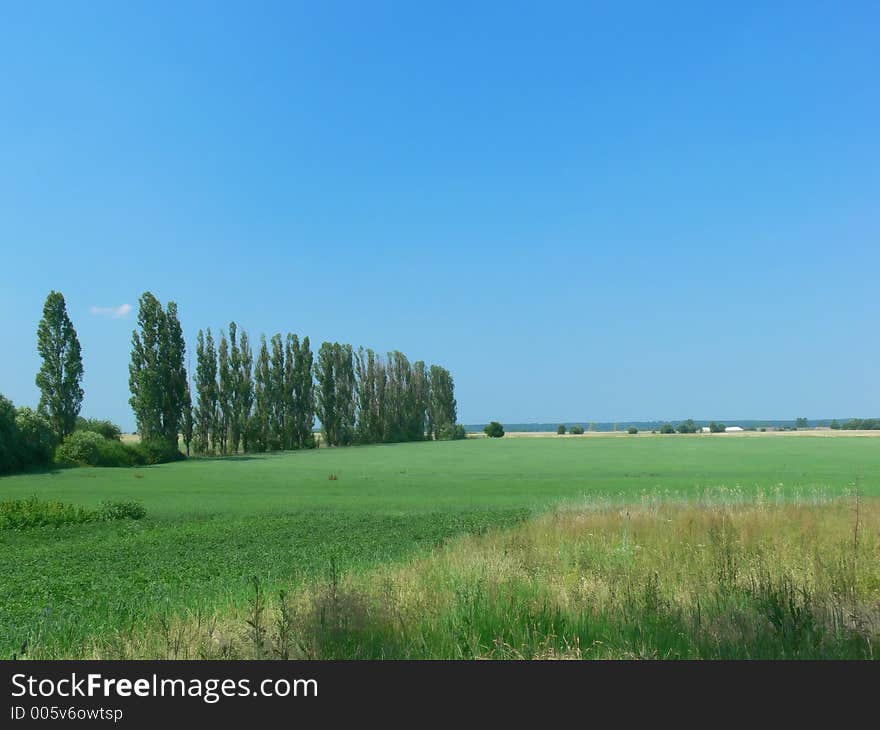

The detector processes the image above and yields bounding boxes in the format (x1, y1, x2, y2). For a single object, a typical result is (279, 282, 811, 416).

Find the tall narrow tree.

(292, 335, 316, 448)
(228, 322, 243, 454)
(315, 342, 337, 446)
(217, 331, 232, 454)
(253, 336, 272, 451)
(238, 329, 254, 452)
(35, 291, 83, 439)
(268, 334, 286, 450)
(193, 328, 218, 454)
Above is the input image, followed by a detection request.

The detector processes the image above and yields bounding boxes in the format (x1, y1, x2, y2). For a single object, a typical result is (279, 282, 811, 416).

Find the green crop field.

(2, 434, 879, 658)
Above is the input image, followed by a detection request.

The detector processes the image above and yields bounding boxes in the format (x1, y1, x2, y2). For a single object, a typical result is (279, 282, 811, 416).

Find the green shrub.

(133, 438, 184, 465)
(0, 496, 97, 529)
(56, 431, 146, 467)
(436, 424, 468, 441)
(0, 394, 22, 474)
(55, 430, 106, 466)
(709, 422, 726, 433)
(659, 423, 676, 434)
(557, 424, 566, 435)
(15, 407, 58, 467)
(677, 419, 698, 434)
(570, 425, 585, 435)
(627, 426, 638, 434)
(484, 421, 505, 438)
(75, 417, 122, 441)
(0, 496, 147, 530)
(99, 500, 147, 521)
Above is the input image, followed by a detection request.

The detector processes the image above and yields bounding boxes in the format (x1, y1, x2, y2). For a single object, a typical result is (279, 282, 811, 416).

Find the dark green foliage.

(570, 424, 585, 435)
(557, 424, 566, 435)
(795, 417, 808, 429)
(128, 293, 188, 448)
(237, 329, 255, 452)
(252, 336, 272, 451)
(132, 438, 184, 466)
(0, 395, 21, 474)
(15, 408, 57, 468)
(268, 334, 286, 450)
(290, 335, 316, 449)
(709, 422, 726, 433)
(677, 419, 698, 434)
(217, 331, 233, 454)
(36, 291, 84, 439)
(181, 379, 193, 456)
(316, 342, 356, 447)
(193, 329, 218, 455)
(55, 431, 141, 467)
(830, 419, 840, 430)
(659, 423, 676, 434)
(437, 423, 467, 440)
(839, 418, 880, 430)
(0, 496, 145, 531)
(627, 426, 638, 434)
(484, 421, 505, 438)
(428, 365, 457, 440)
(75, 417, 122, 441)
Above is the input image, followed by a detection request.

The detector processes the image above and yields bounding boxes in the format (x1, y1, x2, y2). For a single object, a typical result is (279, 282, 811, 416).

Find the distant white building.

(700, 427, 711, 433)
(725, 426, 744, 433)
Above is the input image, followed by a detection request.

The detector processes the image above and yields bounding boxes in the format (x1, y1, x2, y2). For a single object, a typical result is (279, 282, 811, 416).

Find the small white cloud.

(90, 303, 133, 319)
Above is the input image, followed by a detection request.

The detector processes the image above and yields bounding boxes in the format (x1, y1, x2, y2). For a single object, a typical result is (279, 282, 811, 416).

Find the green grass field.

(2, 435, 878, 658)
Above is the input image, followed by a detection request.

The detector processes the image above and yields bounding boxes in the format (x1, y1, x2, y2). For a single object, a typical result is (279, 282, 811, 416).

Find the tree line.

(124, 292, 460, 455)
(186, 322, 459, 455)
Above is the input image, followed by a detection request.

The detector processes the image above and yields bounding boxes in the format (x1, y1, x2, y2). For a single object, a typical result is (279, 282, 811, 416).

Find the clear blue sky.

(1, 2, 878, 430)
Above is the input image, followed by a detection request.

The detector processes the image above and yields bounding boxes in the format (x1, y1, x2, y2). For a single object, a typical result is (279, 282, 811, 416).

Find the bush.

(557, 424, 566, 435)
(484, 421, 505, 438)
(570, 425, 585, 435)
(659, 423, 676, 434)
(55, 430, 106, 466)
(56, 431, 147, 467)
(0, 394, 21, 474)
(709, 422, 726, 433)
(99, 500, 147, 521)
(437, 424, 468, 441)
(133, 438, 185, 465)
(627, 426, 638, 434)
(677, 419, 698, 434)
(15, 408, 57, 467)
(0, 496, 147, 530)
(75, 417, 122, 441)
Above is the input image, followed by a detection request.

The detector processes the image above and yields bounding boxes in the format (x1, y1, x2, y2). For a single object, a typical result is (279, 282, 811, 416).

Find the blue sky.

(1, 2, 878, 430)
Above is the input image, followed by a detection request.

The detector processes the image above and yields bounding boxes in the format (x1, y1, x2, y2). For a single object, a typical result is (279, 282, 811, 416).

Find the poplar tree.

(292, 335, 316, 448)
(217, 331, 232, 454)
(409, 360, 429, 441)
(268, 334, 286, 450)
(182, 377, 193, 456)
(237, 328, 254, 453)
(228, 322, 242, 454)
(35, 291, 83, 439)
(428, 365, 457, 439)
(253, 336, 271, 451)
(193, 328, 218, 454)
(315, 342, 337, 446)
(284, 334, 296, 449)
(129, 292, 187, 446)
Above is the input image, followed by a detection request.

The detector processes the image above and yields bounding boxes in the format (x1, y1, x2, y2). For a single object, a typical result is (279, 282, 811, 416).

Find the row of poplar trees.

(128, 293, 459, 455)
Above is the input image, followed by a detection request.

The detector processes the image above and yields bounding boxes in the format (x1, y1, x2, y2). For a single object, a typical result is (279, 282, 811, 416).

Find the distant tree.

(677, 419, 698, 434)
(335, 344, 356, 447)
(570, 424, 585, 435)
(428, 365, 457, 440)
(217, 331, 232, 454)
(237, 329, 255, 452)
(193, 329, 218, 455)
(588, 422, 597, 432)
(291, 335, 316, 449)
(627, 426, 638, 434)
(709, 422, 726, 433)
(409, 360, 429, 442)
(252, 336, 272, 451)
(181, 377, 193, 456)
(128, 293, 187, 448)
(75, 417, 122, 440)
(228, 323, 243, 454)
(660, 423, 676, 434)
(557, 424, 566, 435)
(484, 421, 505, 438)
(268, 334, 286, 450)
(36, 291, 83, 439)
(0, 395, 21, 474)
(795, 417, 808, 429)
(315, 342, 337, 447)
(830, 419, 840, 430)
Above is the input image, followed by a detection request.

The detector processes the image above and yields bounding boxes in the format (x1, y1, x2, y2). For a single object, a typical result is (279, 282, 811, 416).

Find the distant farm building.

(724, 426, 744, 433)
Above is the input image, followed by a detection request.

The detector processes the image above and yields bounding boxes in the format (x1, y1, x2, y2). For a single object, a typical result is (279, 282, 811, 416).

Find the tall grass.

(85, 492, 880, 659)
